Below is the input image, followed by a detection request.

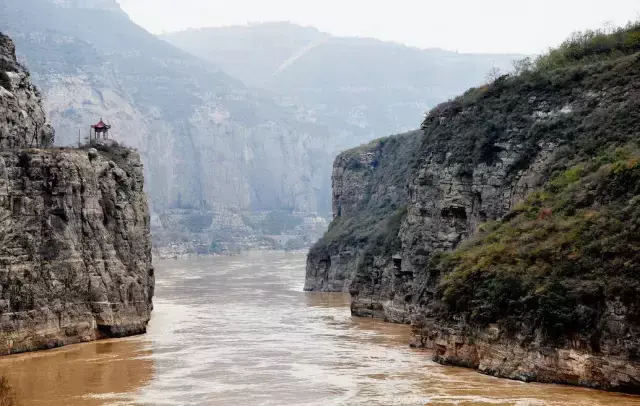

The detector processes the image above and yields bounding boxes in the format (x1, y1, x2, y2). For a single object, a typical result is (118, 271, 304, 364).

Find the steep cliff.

(305, 130, 421, 293)
(0, 34, 53, 149)
(307, 23, 640, 391)
(0, 32, 153, 354)
(0, 0, 333, 253)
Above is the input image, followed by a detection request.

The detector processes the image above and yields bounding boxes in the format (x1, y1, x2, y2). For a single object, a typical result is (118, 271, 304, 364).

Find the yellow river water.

(0, 251, 638, 405)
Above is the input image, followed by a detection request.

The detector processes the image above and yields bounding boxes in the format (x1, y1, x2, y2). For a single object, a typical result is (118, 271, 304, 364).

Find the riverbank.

(0, 252, 638, 405)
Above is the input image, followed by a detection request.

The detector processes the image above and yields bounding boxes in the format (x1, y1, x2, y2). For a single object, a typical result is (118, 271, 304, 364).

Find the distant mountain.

(0, 0, 334, 252)
(162, 23, 524, 151)
(0, 2, 524, 253)
(162, 23, 331, 89)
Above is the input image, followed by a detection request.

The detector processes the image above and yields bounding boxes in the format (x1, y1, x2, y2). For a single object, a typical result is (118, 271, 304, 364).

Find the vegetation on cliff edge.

(420, 20, 640, 179)
(432, 145, 640, 343)
(413, 21, 640, 346)
(309, 131, 420, 259)
(532, 19, 640, 73)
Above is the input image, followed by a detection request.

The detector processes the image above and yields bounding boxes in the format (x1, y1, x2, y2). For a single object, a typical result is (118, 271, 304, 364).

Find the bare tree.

(512, 57, 533, 76)
(603, 20, 615, 34)
(485, 67, 502, 83)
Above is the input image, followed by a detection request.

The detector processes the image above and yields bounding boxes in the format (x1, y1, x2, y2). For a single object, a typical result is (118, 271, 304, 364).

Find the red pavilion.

(90, 118, 112, 140)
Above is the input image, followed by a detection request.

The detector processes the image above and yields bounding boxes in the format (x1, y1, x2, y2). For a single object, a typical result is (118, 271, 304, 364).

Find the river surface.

(0, 251, 639, 405)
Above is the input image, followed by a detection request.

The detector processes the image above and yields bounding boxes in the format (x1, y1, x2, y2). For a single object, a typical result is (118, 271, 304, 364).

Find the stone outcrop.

(416, 320, 640, 393)
(0, 34, 53, 149)
(306, 48, 640, 392)
(0, 32, 153, 354)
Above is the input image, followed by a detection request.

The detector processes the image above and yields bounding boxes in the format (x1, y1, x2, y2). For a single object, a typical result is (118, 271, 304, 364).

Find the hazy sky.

(117, 0, 640, 54)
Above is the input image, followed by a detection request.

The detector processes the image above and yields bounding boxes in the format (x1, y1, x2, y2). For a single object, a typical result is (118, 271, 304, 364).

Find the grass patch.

(533, 20, 640, 72)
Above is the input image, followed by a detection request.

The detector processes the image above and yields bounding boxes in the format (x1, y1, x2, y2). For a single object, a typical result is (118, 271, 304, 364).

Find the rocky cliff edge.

(306, 24, 640, 392)
(0, 32, 153, 354)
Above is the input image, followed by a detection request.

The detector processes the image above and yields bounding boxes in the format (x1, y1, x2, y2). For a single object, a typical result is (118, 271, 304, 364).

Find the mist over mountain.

(0, 0, 522, 253)
(0, 0, 337, 252)
(163, 22, 523, 151)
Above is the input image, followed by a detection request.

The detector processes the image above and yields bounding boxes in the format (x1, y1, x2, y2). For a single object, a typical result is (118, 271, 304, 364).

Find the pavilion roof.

(91, 119, 111, 130)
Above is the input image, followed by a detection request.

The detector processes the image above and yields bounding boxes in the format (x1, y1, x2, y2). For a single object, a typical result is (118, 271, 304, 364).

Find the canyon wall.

(0, 0, 333, 253)
(0, 1, 520, 253)
(0, 32, 153, 354)
(305, 130, 421, 293)
(306, 39, 640, 391)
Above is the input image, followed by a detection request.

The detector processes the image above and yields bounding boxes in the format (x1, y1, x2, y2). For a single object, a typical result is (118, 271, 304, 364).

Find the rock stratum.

(0, 32, 153, 354)
(307, 23, 640, 392)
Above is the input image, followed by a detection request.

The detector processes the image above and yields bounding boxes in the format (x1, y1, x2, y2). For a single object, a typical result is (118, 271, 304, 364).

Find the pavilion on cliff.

(90, 118, 111, 142)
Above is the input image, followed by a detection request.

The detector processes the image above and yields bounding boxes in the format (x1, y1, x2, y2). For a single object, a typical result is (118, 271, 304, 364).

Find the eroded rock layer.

(0, 148, 153, 354)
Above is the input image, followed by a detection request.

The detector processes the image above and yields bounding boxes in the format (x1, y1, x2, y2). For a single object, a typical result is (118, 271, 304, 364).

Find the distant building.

(90, 118, 111, 141)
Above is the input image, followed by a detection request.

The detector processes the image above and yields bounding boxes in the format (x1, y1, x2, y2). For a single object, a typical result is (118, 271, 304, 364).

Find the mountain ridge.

(163, 22, 523, 160)
(1, 0, 336, 253)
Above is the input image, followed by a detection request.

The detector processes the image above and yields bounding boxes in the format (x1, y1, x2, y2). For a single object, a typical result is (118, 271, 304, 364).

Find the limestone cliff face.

(0, 32, 153, 354)
(0, 148, 153, 354)
(0, 0, 333, 226)
(306, 50, 640, 391)
(344, 140, 555, 323)
(305, 131, 421, 293)
(304, 151, 377, 292)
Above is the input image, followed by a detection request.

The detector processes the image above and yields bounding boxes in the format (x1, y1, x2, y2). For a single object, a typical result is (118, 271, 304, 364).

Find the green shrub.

(530, 20, 640, 73)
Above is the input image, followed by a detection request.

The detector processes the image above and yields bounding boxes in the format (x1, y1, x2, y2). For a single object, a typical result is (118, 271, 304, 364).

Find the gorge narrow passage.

(0, 252, 638, 405)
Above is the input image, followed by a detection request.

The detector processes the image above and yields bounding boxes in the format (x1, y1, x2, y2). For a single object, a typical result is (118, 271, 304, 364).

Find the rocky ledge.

(414, 321, 640, 393)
